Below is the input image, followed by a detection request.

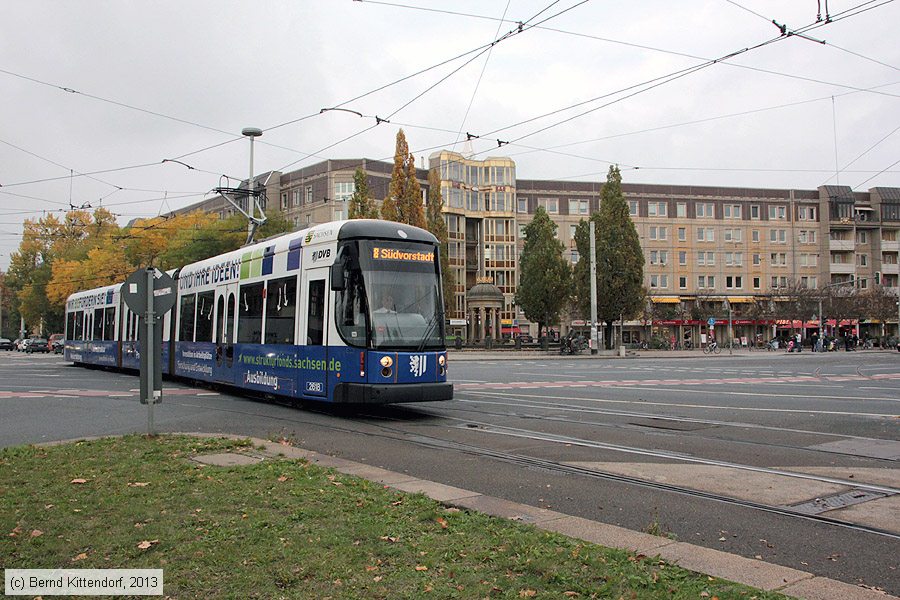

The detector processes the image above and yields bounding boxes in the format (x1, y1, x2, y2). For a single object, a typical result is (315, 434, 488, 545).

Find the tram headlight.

(380, 356, 393, 368)
(438, 353, 446, 375)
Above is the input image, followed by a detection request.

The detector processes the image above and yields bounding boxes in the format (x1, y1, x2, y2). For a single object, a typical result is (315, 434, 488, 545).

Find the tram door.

(300, 269, 328, 398)
(213, 282, 238, 384)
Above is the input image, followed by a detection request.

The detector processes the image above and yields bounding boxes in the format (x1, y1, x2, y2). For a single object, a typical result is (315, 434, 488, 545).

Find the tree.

(426, 168, 454, 312)
(383, 129, 426, 228)
(515, 206, 572, 339)
(348, 167, 377, 219)
(574, 165, 644, 348)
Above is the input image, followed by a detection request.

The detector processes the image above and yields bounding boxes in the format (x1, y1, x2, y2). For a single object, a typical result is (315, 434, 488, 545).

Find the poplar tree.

(574, 165, 644, 348)
(515, 206, 572, 339)
(427, 168, 454, 311)
(383, 129, 426, 228)
(348, 167, 377, 219)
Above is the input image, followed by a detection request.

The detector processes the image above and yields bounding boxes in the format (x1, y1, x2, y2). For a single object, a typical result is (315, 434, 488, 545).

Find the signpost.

(121, 268, 177, 435)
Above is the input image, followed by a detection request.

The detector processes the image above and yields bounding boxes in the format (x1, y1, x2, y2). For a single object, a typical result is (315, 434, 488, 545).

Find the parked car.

(48, 333, 64, 354)
(23, 337, 50, 353)
(14, 338, 26, 351)
(0, 338, 14, 351)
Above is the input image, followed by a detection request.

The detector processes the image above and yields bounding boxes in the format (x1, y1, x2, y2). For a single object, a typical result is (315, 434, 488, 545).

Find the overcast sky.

(1, 0, 898, 270)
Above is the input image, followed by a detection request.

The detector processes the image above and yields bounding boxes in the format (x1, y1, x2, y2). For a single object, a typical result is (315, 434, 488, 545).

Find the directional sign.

(122, 268, 177, 315)
(707, 317, 716, 327)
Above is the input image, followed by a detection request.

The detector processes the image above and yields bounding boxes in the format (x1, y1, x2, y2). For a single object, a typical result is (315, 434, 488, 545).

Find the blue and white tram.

(63, 219, 453, 404)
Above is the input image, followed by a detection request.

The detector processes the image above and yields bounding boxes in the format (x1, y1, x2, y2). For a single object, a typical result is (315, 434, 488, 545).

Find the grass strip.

(1, 435, 787, 599)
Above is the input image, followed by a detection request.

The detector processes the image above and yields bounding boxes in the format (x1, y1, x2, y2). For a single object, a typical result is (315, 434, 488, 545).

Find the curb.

(174, 433, 896, 600)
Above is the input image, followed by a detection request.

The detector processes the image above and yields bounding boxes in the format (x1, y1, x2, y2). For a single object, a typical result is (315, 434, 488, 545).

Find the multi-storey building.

(174, 152, 900, 343)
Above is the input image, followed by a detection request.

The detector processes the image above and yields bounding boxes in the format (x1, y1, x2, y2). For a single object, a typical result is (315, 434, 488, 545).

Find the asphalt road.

(1, 349, 898, 594)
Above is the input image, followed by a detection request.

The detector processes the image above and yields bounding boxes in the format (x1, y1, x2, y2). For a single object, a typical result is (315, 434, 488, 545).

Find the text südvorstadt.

(173, 151, 900, 345)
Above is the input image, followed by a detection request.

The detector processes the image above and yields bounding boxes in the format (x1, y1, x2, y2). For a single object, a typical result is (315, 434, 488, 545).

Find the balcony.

(882, 240, 899, 252)
(829, 262, 855, 274)
(829, 239, 854, 251)
(882, 263, 899, 275)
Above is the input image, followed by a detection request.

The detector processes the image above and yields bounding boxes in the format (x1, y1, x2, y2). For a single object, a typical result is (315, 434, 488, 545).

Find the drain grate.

(788, 489, 888, 515)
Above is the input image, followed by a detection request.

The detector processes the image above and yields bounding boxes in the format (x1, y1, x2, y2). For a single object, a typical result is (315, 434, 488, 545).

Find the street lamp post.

(242, 127, 263, 242)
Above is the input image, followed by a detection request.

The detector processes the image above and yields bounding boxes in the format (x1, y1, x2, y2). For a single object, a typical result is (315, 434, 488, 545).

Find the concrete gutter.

(180, 433, 896, 600)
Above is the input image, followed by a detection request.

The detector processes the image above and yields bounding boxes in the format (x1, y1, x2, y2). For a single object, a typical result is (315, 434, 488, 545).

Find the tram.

(63, 219, 452, 404)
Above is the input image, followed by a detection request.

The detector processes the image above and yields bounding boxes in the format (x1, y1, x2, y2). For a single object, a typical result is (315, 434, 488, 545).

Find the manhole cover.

(787, 489, 888, 515)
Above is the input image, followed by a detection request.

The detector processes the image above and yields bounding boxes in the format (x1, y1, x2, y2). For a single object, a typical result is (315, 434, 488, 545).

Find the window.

(179, 294, 196, 342)
(195, 292, 214, 342)
(769, 252, 786, 266)
(752, 253, 761, 266)
(696, 202, 715, 218)
(103, 307, 116, 341)
(698, 275, 715, 289)
(537, 197, 558, 213)
(770, 229, 787, 243)
(569, 199, 589, 215)
(752, 229, 760, 242)
(857, 254, 868, 266)
(800, 253, 818, 267)
(571, 250, 579, 264)
(678, 251, 687, 265)
(237, 283, 265, 344)
(307, 280, 325, 346)
(798, 206, 817, 221)
(799, 230, 817, 244)
(281, 192, 288, 210)
(628, 201, 638, 216)
(334, 181, 355, 203)
(648, 201, 667, 217)
(93, 308, 104, 341)
(724, 228, 742, 242)
(753, 277, 761, 289)
(517, 197, 528, 213)
(306, 186, 313, 205)
(697, 251, 715, 266)
(768, 205, 786, 220)
(750, 205, 760, 220)
(679, 276, 687, 289)
(265, 276, 297, 344)
(677, 203, 687, 218)
(800, 276, 818, 288)
(650, 274, 668, 288)
(293, 189, 301, 207)
(649, 226, 667, 240)
(678, 227, 686, 241)
(724, 204, 742, 219)
(726, 276, 743, 289)
(649, 250, 668, 265)
(857, 231, 868, 244)
(725, 252, 743, 266)
(697, 227, 714, 242)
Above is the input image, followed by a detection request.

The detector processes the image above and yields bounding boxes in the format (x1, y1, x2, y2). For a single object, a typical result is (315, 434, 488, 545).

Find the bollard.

(540, 336, 549, 351)
(485, 336, 493, 350)
(455, 336, 462, 350)
(515, 337, 522, 350)
(619, 345, 626, 357)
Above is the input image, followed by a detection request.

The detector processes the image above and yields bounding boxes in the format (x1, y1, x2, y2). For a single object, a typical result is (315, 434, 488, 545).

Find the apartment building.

(174, 152, 900, 342)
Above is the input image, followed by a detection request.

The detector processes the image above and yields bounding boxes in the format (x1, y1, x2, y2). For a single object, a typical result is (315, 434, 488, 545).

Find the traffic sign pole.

(145, 268, 155, 435)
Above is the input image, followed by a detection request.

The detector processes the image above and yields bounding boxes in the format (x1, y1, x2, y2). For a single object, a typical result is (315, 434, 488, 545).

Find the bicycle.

(702, 341, 721, 354)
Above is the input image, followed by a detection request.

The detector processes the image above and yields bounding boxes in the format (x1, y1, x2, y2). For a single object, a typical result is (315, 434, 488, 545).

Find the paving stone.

(390, 479, 481, 502)
(449, 495, 566, 524)
(540, 515, 675, 554)
(335, 464, 419, 485)
(780, 576, 896, 600)
(656, 542, 811, 591)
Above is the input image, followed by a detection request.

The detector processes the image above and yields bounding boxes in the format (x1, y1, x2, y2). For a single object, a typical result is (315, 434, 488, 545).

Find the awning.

(727, 297, 753, 303)
(650, 297, 680, 304)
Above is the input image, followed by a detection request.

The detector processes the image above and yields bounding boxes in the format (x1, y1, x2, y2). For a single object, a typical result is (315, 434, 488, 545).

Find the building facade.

(173, 152, 900, 343)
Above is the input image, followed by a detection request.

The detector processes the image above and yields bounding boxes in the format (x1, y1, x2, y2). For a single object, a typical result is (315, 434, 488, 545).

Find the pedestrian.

(795, 332, 802, 353)
(811, 331, 819, 352)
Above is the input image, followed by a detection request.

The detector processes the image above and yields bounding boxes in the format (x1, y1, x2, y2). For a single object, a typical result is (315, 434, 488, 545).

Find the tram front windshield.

(335, 240, 444, 350)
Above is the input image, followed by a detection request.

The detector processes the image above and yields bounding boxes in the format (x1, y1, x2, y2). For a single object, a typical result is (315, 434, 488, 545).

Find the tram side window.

(74, 311, 84, 340)
(237, 283, 264, 344)
(103, 307, 116, 341)
(179, 294, 196, 342)
(265, 276, 296, 345)
(307, 280, 325, 346)
(335, 268, 367, 346)
(195, 291, 214, 342)
(93, 309, 104, 341)
(67, 312, 76, 340)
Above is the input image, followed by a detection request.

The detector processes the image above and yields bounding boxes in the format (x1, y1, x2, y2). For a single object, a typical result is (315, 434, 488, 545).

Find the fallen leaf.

(30, 529, 43, 538)
(277, 475, 288, 482)
(137, 539, 160, 550)
(391, 500, 403, 506)
(519, 590, 537, 598)
(72, 552, 88, 562)
(70, 478, 89, 485)
(564, 593, 579, 597)
(9, 526, 22, 537)
(373, 576, 383, 582)
(127, 482, 150, 487)
(436, 517, 448, 529)
(415, 565, 428, 571)
(379, 536, 399, 543)
(366, 566, 378, 572)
